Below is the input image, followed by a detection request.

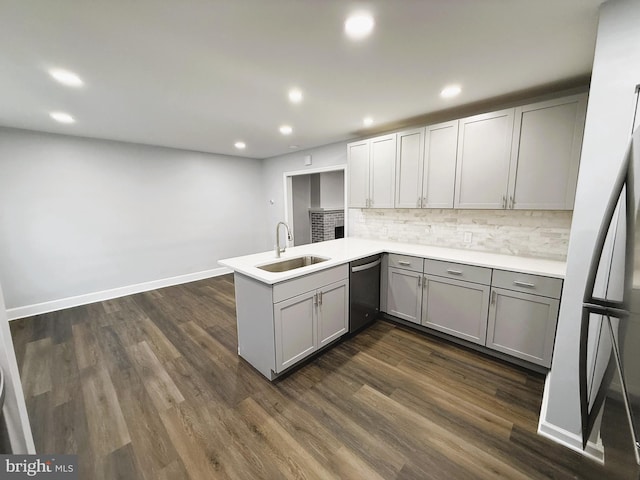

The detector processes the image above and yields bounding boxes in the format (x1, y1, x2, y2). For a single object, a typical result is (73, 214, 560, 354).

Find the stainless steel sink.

(257, 255, 329, 273)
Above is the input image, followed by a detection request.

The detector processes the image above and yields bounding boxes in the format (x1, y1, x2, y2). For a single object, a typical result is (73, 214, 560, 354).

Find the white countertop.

(219, 237, 566, 285)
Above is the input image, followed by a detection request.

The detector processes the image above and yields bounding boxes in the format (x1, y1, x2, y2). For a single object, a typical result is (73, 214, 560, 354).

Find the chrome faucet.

(275, 222, 292, 258)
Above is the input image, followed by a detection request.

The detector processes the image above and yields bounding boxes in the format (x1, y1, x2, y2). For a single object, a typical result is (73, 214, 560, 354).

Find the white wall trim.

(538, 374, 605, 464)
(6, 267, 232, 321)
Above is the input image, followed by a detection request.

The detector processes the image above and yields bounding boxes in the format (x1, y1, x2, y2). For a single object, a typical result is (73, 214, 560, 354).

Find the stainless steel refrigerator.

(580, 87, 640, 466)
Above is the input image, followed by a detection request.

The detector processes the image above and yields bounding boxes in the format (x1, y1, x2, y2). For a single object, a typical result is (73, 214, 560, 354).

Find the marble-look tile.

(348, 209, 572, 261)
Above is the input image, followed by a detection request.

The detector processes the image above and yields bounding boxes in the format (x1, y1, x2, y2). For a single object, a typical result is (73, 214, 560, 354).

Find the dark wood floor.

(9, 275, 640, 479)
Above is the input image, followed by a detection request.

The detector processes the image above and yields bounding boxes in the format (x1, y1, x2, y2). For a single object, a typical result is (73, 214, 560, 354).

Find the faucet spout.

(275, 222, 292, 258)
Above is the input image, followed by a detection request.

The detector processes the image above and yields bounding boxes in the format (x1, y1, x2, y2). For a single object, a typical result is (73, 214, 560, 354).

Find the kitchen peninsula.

(220, 237, 565, 380)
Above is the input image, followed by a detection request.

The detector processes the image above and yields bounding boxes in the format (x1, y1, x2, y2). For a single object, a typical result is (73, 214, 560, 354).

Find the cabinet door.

(454, 109, 515, 209)
(487, 288, 559, 367)
(369, 134, 397, 208)
(274, 291, 316, 372)
(317, 279, 349, 347)
(422, 275, 490, 345)
(347, 140, 370, 208)
(395, 128, 425, 208)
(387, 267, 423, 324)
(508, 94, 587, 210)
(423, 121, 458, 208)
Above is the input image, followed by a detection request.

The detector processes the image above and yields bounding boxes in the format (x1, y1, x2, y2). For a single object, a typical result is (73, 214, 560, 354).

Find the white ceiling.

(0, 0, 603, 159)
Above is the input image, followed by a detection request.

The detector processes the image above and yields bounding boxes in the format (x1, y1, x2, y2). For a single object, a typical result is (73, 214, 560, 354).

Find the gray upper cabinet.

(348, 134, 396, 208)
(454, 109, 515, 209)
(395, 128, 425, 208)
(347, 140, 370, 208)
(508, 94, 587, 210)
(423, 120, 459, 208)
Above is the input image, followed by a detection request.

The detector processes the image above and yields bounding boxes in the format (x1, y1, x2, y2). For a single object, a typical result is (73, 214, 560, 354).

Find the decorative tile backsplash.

(348, 209, 573, 261)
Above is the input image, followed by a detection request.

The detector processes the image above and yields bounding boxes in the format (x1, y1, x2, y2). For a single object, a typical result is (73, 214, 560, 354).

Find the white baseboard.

(537, 374, 605, 464)
(6, 267, 233, 321)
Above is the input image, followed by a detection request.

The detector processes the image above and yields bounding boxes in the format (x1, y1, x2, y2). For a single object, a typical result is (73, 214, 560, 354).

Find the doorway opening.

(283, 165, 347, 246)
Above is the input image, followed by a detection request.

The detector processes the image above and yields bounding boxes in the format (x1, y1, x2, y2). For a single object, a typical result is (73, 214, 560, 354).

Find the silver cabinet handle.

(398, 260, 411, 266)
(514, 281, 535, 288)
(314, 293, 318, 305)
(423, 276, 427, 289)
(509, 195, 514, 209)
(417, 197, 421, 208)
(418, 276, 421, 287)
(318, 291, 323, 305)
(502, 195, 506, 209)
(446, 269, 463, 275)
(491, 290, 497, 305)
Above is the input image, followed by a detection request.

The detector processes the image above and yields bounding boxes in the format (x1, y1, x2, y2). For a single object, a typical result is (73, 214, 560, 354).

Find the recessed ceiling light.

(49, 68, 83, 87)
(234, 141, 246, 150)
(345, 12, 375, 40)
(288, 88, 303, 103)
(363, 116, 374, 127)
(279, 125, 293, 135)
(50, 112, 75, 124)
(440, 85, 462, 98)
(289, 145, 299, 149)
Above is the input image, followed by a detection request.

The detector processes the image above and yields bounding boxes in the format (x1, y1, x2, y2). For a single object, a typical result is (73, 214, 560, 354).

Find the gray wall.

(261, 141, 347, 249)
(291, 175, 311, 245)
(319, 170, 345, 209)
(0, 127, 265, 309)
(541, 0, 640, 446)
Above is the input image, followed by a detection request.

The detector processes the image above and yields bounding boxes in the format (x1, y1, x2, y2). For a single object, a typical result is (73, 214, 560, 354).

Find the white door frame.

(283, 164, 348, 246)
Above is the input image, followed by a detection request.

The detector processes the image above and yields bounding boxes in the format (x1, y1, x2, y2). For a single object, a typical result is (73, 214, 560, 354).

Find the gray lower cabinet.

(274, 278, 349, 373)
(486, 287, 560, 367)
(235, 264, 349, 380)
(387, 266, 423, 324)
(421, 275, 490, 345)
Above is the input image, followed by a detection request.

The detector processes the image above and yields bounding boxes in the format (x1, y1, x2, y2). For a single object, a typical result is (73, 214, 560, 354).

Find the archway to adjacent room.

(283, 165, 347, 246)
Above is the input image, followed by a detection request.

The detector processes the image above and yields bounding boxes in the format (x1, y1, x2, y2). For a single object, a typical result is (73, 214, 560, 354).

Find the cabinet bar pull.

(423, 276, 427, 289)
(417, 197, 421, 208)
(446, 269, 463, 275)
(514, 281, 535, 288)
(318, 291, 323, 305)
(502, 195, 507, 209)
(421, 196, 426, 208)
(509, 195, 514, 209)
(314, 293, 318, 306)
(398, 260, 411, 266)
(418, 276, 421, 287)
(369, 198, 373, 207)
(491, 291, 496, 305)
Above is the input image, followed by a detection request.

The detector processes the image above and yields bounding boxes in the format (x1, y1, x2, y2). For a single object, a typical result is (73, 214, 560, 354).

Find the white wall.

(0, 127, 266, 312)
(0, 282, 34, 453)
(540, 0, 640, 452)
(261, 141, 347, 249)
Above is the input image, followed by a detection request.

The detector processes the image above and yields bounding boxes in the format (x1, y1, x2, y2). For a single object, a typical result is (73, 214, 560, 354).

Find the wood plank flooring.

(9, 275, 640, 479)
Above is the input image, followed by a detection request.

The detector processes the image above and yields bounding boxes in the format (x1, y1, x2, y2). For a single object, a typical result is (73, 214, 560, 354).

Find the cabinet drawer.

(273, 264, 349, 303)
(492, 270, 563, 299)
(424, 259, 492, 285)
(388, 254, 424, 273)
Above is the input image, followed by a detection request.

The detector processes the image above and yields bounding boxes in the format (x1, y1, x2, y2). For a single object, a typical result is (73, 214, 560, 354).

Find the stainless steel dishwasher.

(349, 254, 382, 333)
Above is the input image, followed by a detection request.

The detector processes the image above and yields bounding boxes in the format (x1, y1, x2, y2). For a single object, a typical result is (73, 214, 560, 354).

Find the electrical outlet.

(463, 231, 473, 243)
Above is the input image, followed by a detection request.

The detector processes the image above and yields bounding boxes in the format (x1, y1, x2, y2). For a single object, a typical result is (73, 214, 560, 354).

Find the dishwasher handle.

(351, 258, 381, 273)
